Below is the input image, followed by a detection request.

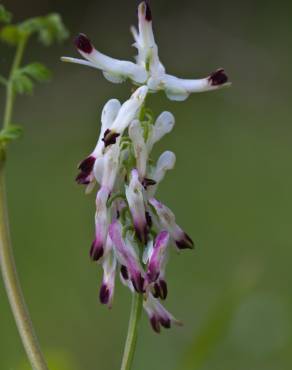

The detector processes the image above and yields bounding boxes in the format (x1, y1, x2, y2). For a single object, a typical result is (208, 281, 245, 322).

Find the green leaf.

(21, 63, 51, 82)
(0, 5, 12, 24)
(0, 25, 21, 45)
(12, 63, 51, 94)
(0, 13, 69, 46)
(19, 13, 69, 46)
(12, 72, 34, 94)
(0, 125, 23, 143)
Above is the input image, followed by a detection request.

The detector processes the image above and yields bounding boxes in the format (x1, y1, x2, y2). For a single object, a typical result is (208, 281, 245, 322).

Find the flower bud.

(125, 169, 148, 243)
(109, 220, 145, 293)
(149, 198, 194, 250)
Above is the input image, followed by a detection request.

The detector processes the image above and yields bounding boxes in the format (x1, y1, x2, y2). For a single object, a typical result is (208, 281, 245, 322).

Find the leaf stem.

(3, 35, 27, 129)
(0, 35, 49, 370)
(120, 292, 143, 370)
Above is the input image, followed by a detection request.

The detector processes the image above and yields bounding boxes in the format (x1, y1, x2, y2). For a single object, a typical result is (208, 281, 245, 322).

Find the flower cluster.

(63, 1, 229, 333)
(62, 1, 230, 102)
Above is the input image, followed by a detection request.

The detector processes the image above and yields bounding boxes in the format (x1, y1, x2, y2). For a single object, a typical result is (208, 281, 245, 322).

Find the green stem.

(3, 35, 27, 129)
(0, 36, 49, 370)
(0, 163, 49, 370)
(120, 293, 143, 370)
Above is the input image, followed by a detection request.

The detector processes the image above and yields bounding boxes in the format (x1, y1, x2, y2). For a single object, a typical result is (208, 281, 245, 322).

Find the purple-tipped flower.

(109, 220, 145, 293)
(132, 2, 165, 79)
(102, 86, 148, 147)
(76, 99, 121, 192)
(149, 198, 194, 250)
(125, 169, 148, 243)
(99, 249, 116, 308)
(62, 33, 147, 84)
(151, 70, 230, 102)
(62, 2, 230, 101)
(90, 187, 110, 261)
(144, 293, 182, 333)
(147, 231, 169, 283)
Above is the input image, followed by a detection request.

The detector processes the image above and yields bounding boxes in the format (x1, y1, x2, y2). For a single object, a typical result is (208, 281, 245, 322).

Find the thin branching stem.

(3, 35, 27, 129)
(0, 36, 49, 370)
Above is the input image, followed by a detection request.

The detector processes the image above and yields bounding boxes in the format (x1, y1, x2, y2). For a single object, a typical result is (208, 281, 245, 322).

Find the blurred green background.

(1, 0, 292, 369)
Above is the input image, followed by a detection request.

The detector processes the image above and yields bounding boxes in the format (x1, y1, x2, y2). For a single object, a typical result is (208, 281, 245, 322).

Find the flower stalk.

(120, 292, 143, 370)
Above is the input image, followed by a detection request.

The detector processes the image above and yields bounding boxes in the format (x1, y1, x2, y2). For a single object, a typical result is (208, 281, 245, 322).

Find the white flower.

(147, 111, 175, 150)
(62, 2, 230, 101)
(125, 169, 148, 243)
(75, 98, 121, 192)
(129, 111, 175, 181)
(147, 151, 176, 198)
(90, 186, 110, 261)
(62, 34, 147, 84)
(99, 247, 117, 308)
(102, 86, 148, 147)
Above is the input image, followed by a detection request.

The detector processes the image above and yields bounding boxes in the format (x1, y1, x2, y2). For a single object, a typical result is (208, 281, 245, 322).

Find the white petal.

(101, 99, 121, 132)
(101, 141, 121, 191)
(135, 2, 165, 76)
(91, 99, 121, 160)
(93, 156, 104, 185)
(75, 34, 147, 84)
(154, 151, 176, 183)
(162, 70, 231, 101)
(111, 86, 148, 134)
(148, 111, 175, 149)
(60, 56, 96, 68)
(147, 151, 176, 198)
(129, 120, 148, 179)
(102, 71, 126, 84)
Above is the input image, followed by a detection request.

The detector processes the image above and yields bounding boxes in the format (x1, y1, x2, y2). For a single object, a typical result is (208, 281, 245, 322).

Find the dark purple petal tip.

(159, 279, 168, 300)
(153, 282, 160, 298)
(75, 172, 90, 185)
(147, 269, 159, 284)
(208, 68, 228, 86)
(78, 156, 96, 172)
(145, 212, 152, 228)
(144, 1, 152, 21)
(150, 316, 161, 333)
(176, 233, 194, 250)
(120, 265, 129, 280)
(74, 33, 93, 54)
(134, 223, 148, 244)
(160, 317, 171, 329)
(152, 280, 168, 300)
(131, 273, 145, 293)
(142, 178, 157, 189)
(90, 241, 104, 261)
(102, 129, 120, 147)
(99, 284, 110, 305)
(76, 156, 95, 185)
